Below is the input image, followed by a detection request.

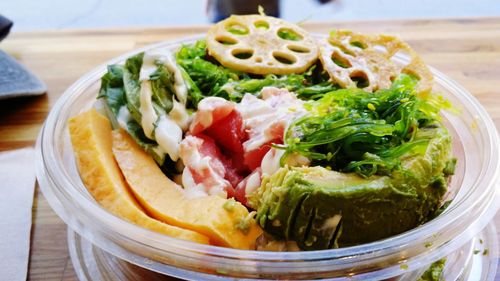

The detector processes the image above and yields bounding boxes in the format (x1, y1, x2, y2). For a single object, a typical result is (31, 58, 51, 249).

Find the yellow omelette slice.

(112, 129, 263, 249)
(68, 109, 210, 245)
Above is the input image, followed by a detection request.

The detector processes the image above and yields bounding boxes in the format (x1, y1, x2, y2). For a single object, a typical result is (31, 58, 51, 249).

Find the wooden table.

(1, 17, 499, 280)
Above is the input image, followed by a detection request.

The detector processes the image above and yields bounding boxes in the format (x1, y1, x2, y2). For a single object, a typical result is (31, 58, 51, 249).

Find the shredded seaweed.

(277, 74, 451, 178)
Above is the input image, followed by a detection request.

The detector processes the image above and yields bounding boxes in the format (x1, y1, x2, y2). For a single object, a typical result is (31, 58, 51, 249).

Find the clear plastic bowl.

(36, 35, 500, 280)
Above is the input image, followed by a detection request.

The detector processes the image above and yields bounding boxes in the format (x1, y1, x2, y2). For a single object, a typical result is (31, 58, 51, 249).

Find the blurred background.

(2, 0, 500, 31)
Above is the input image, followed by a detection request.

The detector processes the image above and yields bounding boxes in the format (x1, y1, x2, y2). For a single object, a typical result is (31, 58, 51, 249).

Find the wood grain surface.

(1, 17, 499, 280)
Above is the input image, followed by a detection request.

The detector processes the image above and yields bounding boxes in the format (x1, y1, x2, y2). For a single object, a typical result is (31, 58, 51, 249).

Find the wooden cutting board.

(0, 17, 499, 280)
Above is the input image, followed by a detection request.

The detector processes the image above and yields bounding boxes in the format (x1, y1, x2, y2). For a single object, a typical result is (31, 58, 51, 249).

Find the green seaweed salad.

(99, 39, 456, 251)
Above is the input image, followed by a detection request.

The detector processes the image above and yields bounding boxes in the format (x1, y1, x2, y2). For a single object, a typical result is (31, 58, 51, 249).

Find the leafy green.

(179, 67, 204, 108)
(175, 40, 337, 106)
(98, 65, 125, 116)
(149, 63, 174, 113)
(123, 52, 145, 124)
(97, 56, 167, 166)
(214, 70, 337, 101)
(176, 40, 242, 105)
(295, 81, 339, 99)
(122, 119, 166, 165)
(278, 74, 449, 178)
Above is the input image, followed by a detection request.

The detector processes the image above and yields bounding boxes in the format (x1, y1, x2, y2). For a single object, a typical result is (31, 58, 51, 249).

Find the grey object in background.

(0, 50, 46, 100)
(0, 15, 13, 41)
(206, 0, 280, 22)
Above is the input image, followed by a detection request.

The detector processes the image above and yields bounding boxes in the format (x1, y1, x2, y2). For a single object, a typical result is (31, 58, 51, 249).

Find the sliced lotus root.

(206, 15, 319, 75)
(318, 30, 433, 95)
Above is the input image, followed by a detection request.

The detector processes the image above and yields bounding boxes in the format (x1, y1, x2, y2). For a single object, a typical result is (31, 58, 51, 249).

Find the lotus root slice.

(319, 30, 433, 95)
(206, 15, 319, 75)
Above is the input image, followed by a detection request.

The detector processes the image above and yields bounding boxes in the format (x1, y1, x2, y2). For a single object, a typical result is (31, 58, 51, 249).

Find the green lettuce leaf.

(97, 57, 166, 166)
(98, 64, 125, 116)
(123, 52, 144, 124)
(149, 64, 174, 113)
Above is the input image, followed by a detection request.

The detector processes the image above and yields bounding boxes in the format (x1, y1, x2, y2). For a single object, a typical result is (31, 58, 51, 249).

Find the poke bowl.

(36, 15, 500, 280)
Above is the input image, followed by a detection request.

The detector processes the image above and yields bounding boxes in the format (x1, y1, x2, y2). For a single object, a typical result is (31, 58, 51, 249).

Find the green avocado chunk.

(252, 122, 452, 250)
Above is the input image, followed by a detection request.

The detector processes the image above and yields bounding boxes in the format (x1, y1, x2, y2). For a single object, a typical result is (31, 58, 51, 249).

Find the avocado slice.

(252, 123, 452, 250)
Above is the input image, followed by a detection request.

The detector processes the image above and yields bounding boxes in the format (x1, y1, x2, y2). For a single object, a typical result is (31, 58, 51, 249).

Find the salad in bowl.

(67, 14, 456, 252)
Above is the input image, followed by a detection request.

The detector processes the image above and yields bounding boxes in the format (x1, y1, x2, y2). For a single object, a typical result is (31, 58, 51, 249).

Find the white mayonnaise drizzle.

(260, 148, 285, 176)
(139, 80, 157, 139)
(155, 115, 182, 161)
(139, 52, 161, 81)
(136, 49, 194, 161)
(244, 171, 262, 198)
(117, 106, 131, 130)
(140, 49, 188, 105)
(261, 148, 311, 177)
(169, 100, 191, 131)
(138, 79, 183, 161)
(163, 53, 188, 105)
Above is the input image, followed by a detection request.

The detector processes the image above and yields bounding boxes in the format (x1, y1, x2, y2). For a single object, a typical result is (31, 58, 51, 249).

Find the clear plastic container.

(36, 35, 500, 280)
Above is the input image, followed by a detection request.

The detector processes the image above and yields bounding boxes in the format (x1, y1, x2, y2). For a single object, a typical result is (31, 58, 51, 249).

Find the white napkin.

(0, 148, 36, 281)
